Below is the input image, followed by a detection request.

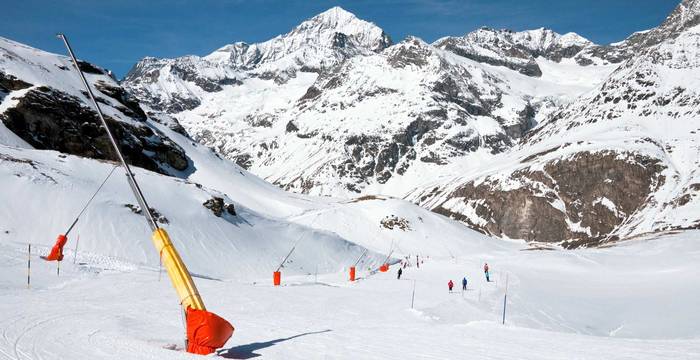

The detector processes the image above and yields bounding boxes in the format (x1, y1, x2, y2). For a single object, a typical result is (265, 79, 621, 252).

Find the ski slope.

(1, 231, 698, 359)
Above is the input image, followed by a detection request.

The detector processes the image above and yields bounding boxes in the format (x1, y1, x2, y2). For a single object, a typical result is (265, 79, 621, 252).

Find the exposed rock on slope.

(433, 151, 665, 247)
(0, 37, 189, 175)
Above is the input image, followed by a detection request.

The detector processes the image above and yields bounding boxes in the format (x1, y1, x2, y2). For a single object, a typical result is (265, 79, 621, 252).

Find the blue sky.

(2, 0, 678, 78)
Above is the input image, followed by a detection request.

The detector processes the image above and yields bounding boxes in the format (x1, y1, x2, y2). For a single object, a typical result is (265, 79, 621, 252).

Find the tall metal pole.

(410, 279, 416, 309)
(502, 273, 509, 325)
(353, 248, 368, 267)
(27, 244, 31, 289)
(56, 34, 158, 232)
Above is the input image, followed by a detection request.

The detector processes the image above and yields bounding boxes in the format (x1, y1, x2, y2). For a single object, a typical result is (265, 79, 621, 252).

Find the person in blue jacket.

(462, 277, 468, 291)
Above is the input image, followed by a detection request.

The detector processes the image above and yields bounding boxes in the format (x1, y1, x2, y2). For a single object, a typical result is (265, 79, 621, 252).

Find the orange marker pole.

(349, 266, 356, 282)
(273, 271, 281, 286)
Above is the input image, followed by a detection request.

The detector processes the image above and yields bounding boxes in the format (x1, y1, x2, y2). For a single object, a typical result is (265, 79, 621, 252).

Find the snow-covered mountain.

(575, 0, 700, 65)
(0, 34, 488, 280)
(434, 27, 593, 76)
(122, 7, 615, 198)
(123, 7, 391, 113)
(409, 0, 700, 247)
(119, 1, 700, 247)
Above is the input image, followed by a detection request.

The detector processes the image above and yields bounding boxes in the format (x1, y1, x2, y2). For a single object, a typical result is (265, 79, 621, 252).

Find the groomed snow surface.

(1, 229, 699, 359)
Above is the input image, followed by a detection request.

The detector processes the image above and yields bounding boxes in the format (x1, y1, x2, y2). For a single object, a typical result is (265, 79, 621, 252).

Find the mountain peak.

(291, 6, 392, 52)
(312, 6, 358, 24)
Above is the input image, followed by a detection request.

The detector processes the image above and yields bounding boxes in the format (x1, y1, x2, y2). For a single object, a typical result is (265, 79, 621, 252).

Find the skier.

(448, 280, 454, 292)
(484, 263, 490, 282)
(397, 267, 403, 280)
(416, 255, 420, 268)
(462, 277, 468, 291)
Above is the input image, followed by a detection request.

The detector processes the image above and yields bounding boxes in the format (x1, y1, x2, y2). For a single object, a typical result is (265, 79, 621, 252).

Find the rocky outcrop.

(124, 204, 170, 224)
(203, 196, 237, 217)
(380, 215, 411, 231)
(434, 151, 665, 247)
(0, 86, 189, 174)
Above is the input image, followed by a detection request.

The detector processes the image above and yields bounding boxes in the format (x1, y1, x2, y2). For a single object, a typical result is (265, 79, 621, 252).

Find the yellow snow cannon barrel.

(151, 228, 205, 310)
(151, 229, 234, 354)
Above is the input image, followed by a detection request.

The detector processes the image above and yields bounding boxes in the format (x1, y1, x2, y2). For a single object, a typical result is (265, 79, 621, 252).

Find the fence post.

(502, 273, 509, 325)
(410, 279, 416, 309)
(27, 244, 31, 289)
(73, 234, 80, 264)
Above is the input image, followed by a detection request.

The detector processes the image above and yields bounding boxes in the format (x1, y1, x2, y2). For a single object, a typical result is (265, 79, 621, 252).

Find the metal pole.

(353, 248, 368, 267)
(276, 244, 297, 273)
(410, 279, 416, 309)
(27, 244, 31, 289)
(57, 259, 60, 277)
(73, 234, 80, 264)
(502, 274, 509, 325)
(158, 251, 163, 282)
(56, 34, 158, 232)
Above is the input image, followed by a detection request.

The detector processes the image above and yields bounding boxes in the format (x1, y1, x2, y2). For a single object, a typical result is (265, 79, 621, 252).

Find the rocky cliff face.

(0, 37, 190, 175)
(432, 151, 666, 247)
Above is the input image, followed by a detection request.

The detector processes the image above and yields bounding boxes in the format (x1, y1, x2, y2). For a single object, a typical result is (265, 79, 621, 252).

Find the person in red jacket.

(448, 280, 454, 292)
(484, 263, 490, 282)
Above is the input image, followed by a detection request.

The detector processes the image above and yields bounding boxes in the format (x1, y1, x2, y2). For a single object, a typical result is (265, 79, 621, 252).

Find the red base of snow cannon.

(186, 307, 234, 355)
(379, 264, 389, 272)
(43, 234, 67, 261)
(349, 266, 356, 281)
(273, 271, 281, 286)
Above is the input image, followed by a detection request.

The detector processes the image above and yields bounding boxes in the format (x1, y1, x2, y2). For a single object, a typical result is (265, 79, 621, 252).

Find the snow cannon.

(57, 34, 232, 356)
(186, 307, 234, 355)
(379, 264, 389, 272)
(43, 234, 67, 261)
(152, 229, 234, 354)
(349, 266, 356, 281)
(273, 271, 282, 286)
